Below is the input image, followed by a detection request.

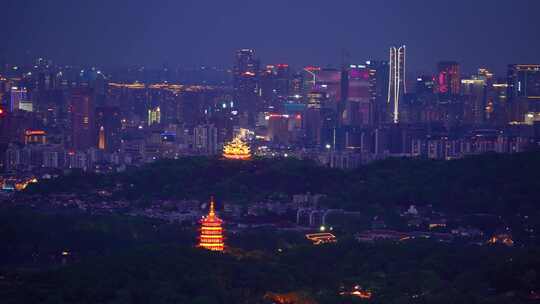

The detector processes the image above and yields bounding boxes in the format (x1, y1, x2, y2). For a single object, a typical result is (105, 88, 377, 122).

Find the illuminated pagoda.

(223, 136, 251, 160)
(198, 197, 225, 252)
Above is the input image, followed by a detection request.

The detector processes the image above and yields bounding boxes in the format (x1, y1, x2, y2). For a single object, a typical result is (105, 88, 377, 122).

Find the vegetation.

(8, 152, 540, 303)
(27, 152, 540, 215)
(1, 208, 540, 304)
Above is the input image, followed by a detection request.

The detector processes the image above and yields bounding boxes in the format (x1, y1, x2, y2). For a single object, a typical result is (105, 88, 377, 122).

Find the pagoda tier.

(223, 136, 251, 160)
(198, 198, 225, 251)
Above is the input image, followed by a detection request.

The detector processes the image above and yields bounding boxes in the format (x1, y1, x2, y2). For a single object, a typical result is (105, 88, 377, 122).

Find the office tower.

(461, 76, 487, 125)
(260, 63, 290, 111)
(315, 68, 342, 103)
(302, 66, 320, 93)
(96, 106, 121, 152)
(507, 64, 540, 122)
(275, 64, 290, 99)
(436, 61, 460, 96)
(193, 124, 219, 155)
(416, 75, 435, 95)
(233, 49, 260, 126)
(70, 87, 95, 150)
(388, 46, 406, 124)
(366, 60, 390, 126)
(148, 106, 161, 126)
(491, 82, 509, 126)
(267, 114, 291, 144)
(345, 64, 372, 126)
(290, 72, 304, 97)
(10, 86, 29, 112)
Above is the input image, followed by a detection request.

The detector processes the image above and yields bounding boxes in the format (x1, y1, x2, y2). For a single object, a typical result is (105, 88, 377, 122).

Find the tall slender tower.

(98, 126, 106, 150)
(388, 46, 406, 124)
(198, 197, 225, 252)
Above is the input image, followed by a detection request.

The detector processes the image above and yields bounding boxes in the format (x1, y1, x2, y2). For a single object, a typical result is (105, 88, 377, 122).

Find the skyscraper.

(96, 106, 121, 152)
(388, 46, 406, 124)
(461, 76, 487, 125)
(507, 64, 540, 98)
(436, 61, 461, 96)
(70, 87, 95, 150)
(366, 60, 390, 127)
(507, 64, 540, 122)
(345, 65, 372, 126)
(193, 124, 219, 155)
(233, 49, 260, 127)
(9, 86, 29, 112)
(98, 126, 106, 150)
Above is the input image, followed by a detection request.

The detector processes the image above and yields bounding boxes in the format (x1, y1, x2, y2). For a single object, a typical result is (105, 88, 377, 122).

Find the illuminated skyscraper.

(416, 75, 436, 95)
(461, 76, 487, 125)
(436, 61, 460, 96)
(198, 197, 224, 252)
(366, 60, 390, 126)
(70, 87, 95, 150)
(96, 106, 121, 152)
(507, 64, 540, 99)
(388, 46, 406, 124)
(9, 87, 29, 112)
(233, 49, 260, 126)
(98, 126, 106, 150)
(507, 64, 540, 122)
(345, 64, 372, 126)
(148, 106, 161, 126)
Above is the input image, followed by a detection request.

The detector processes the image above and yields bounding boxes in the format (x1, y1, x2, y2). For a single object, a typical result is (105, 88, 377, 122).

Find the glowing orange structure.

(223, 136, 251, 160)
(198, 198, 225, 251)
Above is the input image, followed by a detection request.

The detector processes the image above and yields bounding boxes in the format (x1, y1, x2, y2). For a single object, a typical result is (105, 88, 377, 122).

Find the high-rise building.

(416, 75, 435, 95)
(388, 46, 406, 124)
(260, 64, 290, 112)
(148, 106, 161, 126)
(98, 126, 106, 150)
(233, 49, 260, 126)
(491, 82, 509, 126)
(96, 106, 121, 152)
(461, 76, 487, 125)
(267, 114, 291, 144)
(193, 124, 219, 155)
(507, 64, 540, 98)
(70, 87, 95, 150)
(436, 61, 460, 96)
(345, 64, 372, 126)
(507, 64, 540, 121)
(366, 60, 390, 127)
(10, 87, 29, 112)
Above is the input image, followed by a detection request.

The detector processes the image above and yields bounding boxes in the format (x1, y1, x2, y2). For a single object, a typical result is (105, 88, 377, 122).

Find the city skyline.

(2, 2, 540, 302)
(2, 0, 540, 75)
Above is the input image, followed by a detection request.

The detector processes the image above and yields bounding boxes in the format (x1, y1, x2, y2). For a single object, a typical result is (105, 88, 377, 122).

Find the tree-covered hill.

(26, 152, 540, 215)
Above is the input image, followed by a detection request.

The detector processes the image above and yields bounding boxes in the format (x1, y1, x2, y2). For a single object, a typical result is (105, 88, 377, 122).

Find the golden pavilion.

(223, 136, 251, 160)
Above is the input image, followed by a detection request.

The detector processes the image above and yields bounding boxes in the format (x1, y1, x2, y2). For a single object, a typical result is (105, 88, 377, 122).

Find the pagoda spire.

(209, 196, 216, 217)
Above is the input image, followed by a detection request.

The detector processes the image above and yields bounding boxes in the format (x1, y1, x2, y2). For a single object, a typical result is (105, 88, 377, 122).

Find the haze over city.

(3, 0, 540, 74)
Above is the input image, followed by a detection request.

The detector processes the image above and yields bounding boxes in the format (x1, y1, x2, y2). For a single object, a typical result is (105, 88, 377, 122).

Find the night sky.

(3, 0, 540, 75)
